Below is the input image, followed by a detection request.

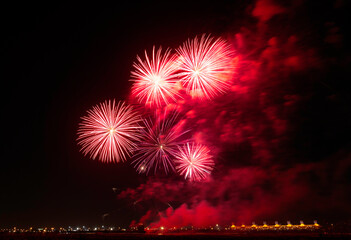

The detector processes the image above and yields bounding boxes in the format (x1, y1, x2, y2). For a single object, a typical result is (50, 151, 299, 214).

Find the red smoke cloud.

(119, 0, 351, 227)
(120, 157, 351, 227)
(252, 0, 286, 22)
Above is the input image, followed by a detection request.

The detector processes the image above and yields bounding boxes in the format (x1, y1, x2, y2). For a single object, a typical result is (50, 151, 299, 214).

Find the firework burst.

(175, 142, 214, 181)
(177, 34, 234, 99)
(130, 46, 181, 107)
(132, 111, 189, 174)
(77, 100, 141, 163)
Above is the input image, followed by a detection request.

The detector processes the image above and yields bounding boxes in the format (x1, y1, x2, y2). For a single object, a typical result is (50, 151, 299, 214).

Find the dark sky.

(2, 1, 351, 228)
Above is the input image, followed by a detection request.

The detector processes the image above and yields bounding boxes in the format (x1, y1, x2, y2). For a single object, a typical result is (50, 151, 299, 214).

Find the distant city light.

(0, 221, 326, 234)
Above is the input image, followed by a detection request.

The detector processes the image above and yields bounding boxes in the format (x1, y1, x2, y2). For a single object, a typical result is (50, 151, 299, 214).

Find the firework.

(132, 111, 189, 174)
(130, 46, 181, 107)
(175, 142, 214, 181)
(77, 100, 141, 163)
(177, 34, 234, 99)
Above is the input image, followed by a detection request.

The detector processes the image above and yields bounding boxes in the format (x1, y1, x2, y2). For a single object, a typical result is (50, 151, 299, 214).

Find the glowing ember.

(77, 100, 141, 163)
(176, 34, 234, 99)
(130, 46, 181, 107)
(175, 142, 214, 181)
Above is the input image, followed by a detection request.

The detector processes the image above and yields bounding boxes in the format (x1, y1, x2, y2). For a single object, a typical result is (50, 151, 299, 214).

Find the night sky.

(2, 1, 351, 228)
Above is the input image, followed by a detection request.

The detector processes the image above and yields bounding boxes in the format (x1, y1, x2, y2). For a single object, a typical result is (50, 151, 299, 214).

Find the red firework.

(130, 46, 180, 107)
(132, 111, 189, 174)
(175, 142, 214, 181)
(77, 100, 141, 163)
(177, 34, 234, 99)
